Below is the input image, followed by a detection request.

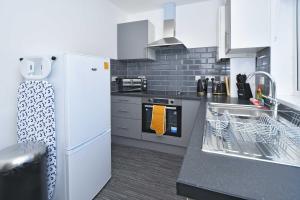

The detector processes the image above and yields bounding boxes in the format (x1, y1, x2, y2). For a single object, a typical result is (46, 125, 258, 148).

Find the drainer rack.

(203, 110, 300, 167)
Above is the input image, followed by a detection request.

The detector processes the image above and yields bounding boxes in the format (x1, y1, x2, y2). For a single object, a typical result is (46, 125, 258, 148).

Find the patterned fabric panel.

(17, 80, 56, 200)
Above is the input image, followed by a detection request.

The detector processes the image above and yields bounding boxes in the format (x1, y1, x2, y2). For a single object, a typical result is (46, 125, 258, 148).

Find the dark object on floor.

(95, 144, 187, 200)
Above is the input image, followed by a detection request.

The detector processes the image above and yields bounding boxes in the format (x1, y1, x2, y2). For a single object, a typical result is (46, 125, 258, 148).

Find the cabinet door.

(230, 0, 270, 49)
(118, 20, 149, 60)
(218, 6, 229, 60)
(111, 96, 141, 104)
(225, 0, 231, 53)
(182, 100, 200, 145)
(112, 117, 142, 139)
(111, 103, 142, 120)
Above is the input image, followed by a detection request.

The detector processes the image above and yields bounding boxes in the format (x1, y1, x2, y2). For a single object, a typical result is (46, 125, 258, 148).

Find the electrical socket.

(205, 75, 215, 80)
(111, 76, 117, 82)
(195, 76, 201, 81)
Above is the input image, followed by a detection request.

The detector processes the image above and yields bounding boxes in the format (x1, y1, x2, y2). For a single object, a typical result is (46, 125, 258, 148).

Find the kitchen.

(0, 0, 299, 200)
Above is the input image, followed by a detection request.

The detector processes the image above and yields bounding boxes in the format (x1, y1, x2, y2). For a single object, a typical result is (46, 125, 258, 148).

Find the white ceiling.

(110, 0, 206, 14)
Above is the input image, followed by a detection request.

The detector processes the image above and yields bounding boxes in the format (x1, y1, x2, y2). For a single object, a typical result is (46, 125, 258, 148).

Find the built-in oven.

(142, 97, 182, 137)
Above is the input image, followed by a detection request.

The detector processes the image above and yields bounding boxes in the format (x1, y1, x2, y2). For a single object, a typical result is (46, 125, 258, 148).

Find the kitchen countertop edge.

(111, 91, 208, 100)
(176, 98, 300, 200)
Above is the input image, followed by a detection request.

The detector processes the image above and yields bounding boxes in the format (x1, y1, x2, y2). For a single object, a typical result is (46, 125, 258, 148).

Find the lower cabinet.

(182, 100, 201, 143)
(111, 96, 142, 139)
(112, 117, 141, 139)
(111, 96, 200, 147)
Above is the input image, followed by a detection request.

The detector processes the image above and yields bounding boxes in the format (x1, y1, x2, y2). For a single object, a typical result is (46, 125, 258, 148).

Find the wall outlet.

(205, 75, 215, 80)
(195, 76, 201, 81)
(111, 76, 117, 82)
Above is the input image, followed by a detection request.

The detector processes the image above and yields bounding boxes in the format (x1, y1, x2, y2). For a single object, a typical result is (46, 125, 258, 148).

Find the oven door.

(142, 103, 182, 137)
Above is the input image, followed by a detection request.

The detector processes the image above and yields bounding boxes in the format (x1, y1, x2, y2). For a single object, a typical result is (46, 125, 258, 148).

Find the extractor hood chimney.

(148, 2, 186, 48)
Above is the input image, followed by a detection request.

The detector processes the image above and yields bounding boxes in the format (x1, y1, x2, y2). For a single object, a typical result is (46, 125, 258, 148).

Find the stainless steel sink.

(207, 102, 271, 118)
(202, 103, 300, 167)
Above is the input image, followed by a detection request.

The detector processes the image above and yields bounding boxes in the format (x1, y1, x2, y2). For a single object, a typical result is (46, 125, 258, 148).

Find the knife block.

(237, 83, 253, 100)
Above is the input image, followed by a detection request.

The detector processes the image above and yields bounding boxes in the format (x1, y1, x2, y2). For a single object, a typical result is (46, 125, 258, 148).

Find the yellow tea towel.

(150, 105, 166, 136)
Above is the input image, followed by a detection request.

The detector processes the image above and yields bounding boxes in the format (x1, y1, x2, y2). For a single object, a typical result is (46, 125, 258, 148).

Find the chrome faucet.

(247, 71, 279, 119)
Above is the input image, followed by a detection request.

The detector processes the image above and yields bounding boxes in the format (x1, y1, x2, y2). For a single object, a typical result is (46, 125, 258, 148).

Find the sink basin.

(202, 103, 300, 167)
(207, 102, 273, 118)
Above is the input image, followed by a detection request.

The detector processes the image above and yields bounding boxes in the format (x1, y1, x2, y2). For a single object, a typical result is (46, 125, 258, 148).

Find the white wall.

(0, 0, 126, 150)
(123, 0, 224, 48)
(270, 0, 297, 96)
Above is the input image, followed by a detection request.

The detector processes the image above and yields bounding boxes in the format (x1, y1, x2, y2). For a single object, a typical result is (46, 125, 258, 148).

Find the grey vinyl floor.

(94, 144, 187, 200)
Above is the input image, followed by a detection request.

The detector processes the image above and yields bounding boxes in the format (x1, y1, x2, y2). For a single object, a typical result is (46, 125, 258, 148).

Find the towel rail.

(144, 105, 177, 110)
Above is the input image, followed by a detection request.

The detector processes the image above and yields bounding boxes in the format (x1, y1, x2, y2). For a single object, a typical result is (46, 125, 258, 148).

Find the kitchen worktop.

(176, 98, 300, 200)
(111, 91, 229, 101)
(111, 91, 300, 199)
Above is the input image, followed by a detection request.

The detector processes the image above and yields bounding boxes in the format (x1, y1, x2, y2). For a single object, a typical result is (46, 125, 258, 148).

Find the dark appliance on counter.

(203, 78, 209, 94)
(236, 74, 253, 99)
(116, 77, 147, 92)
(197, 78, 209, 96)
(197, 79, 204, 96)
(142, 97, 182, 137)
(211, 77, 227, 95)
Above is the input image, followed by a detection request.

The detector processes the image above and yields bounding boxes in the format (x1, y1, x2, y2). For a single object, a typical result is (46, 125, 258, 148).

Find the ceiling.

(110, 0, 205, 14)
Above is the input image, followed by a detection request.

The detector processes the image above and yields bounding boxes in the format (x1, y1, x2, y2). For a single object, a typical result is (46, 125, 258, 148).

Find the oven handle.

(144, 105, 177, 110)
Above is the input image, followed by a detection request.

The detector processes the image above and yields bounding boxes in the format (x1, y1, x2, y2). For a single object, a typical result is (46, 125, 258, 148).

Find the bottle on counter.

(256, 77, 264, 100)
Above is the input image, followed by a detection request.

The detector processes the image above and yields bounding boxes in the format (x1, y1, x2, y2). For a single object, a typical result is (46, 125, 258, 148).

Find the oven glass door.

(142, 103, 182, 137)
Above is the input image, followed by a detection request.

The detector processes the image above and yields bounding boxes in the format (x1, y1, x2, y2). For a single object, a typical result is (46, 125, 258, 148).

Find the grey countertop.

(112, 91, 300, 200)
(111, 91, 251, 103)
(111, 91, 209, 100)
(176, 98, 300, 200)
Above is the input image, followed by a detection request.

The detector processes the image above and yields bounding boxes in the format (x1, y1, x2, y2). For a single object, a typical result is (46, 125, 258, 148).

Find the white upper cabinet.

(217, 6, 229, 60)
(224, 0, 271, 54)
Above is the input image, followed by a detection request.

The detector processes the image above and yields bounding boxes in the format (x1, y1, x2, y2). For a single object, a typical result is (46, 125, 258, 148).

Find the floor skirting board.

(111, 136, 186, 156)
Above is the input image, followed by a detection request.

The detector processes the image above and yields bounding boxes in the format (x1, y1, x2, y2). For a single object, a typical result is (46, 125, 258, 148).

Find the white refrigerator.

(49, 53, 111, 200)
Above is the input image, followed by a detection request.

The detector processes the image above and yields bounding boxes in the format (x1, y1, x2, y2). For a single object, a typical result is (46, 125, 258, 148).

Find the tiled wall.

(256, 47, 271, 96)
(111, 46, 230, 92)
(256, 47, 270, 73)
(256, 48, 300, 114)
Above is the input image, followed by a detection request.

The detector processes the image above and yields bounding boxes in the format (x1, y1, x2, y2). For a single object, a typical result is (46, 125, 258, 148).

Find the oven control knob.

(170, 100, 174, 104)
(148, 99, 152, 103)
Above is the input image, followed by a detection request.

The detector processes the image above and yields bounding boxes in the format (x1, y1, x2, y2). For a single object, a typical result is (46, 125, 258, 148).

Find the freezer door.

(66, 130, 111, 200)
(65, 54, 111, 150)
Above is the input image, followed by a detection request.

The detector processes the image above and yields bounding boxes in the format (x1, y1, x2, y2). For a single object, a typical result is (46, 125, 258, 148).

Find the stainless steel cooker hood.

(148, 3, 186, 48)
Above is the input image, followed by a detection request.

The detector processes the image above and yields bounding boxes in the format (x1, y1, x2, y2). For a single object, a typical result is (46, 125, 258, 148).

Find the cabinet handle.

(225, 32, 230, 53)
(117, 126, 128, 130)
(118, 110, 129, 113)
(118, 99, 129, 102)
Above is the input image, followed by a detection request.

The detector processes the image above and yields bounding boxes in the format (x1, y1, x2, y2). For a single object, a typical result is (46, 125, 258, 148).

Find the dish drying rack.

(203, 110, 300, 167)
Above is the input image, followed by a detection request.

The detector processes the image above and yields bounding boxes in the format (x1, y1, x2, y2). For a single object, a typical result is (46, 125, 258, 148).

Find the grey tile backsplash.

(256, 47, 271, 96)
(256, 47, 300, 113)
(111, 46, 230, 92)
(256, 47, 270, 73)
